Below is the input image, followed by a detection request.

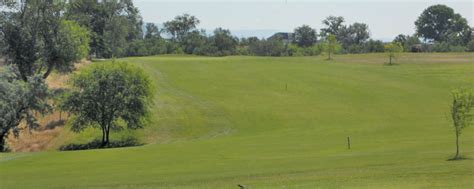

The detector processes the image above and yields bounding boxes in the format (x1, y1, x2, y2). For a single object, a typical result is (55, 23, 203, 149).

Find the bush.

(467, 40, 474, 52)
(248, 39, 287, 56)
(431, 42, 465, 52)
(59, 137, 143, 151)
(363, 40, 385, 53)
(287, 44, 322, 56)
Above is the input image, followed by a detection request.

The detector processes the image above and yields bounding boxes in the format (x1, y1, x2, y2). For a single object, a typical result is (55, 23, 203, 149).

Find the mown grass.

(1, 53, 473, 188)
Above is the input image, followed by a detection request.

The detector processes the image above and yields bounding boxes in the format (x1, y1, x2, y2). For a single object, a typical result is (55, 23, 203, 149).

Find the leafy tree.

(384, 42, 403, 65)
(293, 25, 317, 48)
(320, 16, 370, 53)
(393, 34, 408, 46)
(180, 30, 210, 55)
(450, 89, 474, 160)
(61, 62, 153, 146)
(339, 22, 370, 52)
(347, 23, 370, 45)
(102, 16, 129, 58)
(145, 23, 161, 39)
(322, 34, 341, 60)
(415, 4, 471, 45)
(210, 28, 238, 56)
(0, 67, 51, 152)
(163, 14, 200, 42)
(1, 1, 90, 81)
(66, 0, 143, 58)
(320, 16, 345, 39)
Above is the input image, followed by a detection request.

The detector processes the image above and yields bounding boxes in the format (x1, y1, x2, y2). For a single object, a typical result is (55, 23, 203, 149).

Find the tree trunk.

(43, 65, 54, 79)
(0, 129, 9, 152)
(101, 128, 106, 147)
(455, 131, 460, 159)
(105, 126, 110, 147)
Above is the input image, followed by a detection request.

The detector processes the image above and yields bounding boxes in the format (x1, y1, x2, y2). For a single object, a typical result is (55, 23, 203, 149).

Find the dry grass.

(7, 60, 90, 152)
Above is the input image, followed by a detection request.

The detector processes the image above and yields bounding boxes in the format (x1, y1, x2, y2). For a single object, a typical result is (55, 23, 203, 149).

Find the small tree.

(323, 34, 341, 60)
(450, 89, 474, 160)
(384, 42, 403, 65)
(61, 62, 153, 147)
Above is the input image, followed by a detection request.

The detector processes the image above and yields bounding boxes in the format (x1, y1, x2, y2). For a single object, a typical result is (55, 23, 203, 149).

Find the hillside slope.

(1, 54, 473, 188)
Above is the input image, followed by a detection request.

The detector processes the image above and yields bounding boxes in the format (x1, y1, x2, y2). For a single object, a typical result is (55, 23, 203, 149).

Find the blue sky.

(134, 0, 473, 40)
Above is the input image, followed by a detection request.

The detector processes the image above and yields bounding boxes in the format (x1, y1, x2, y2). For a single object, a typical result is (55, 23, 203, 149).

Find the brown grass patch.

(7, 60, 90, 152)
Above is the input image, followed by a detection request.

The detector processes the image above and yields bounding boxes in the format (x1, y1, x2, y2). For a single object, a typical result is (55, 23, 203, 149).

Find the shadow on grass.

(59, 137, 143, 151)
(447, 156, 472, 161)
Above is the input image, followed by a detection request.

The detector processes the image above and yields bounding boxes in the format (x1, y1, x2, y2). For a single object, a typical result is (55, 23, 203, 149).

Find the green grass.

(1, 53, 474, 188)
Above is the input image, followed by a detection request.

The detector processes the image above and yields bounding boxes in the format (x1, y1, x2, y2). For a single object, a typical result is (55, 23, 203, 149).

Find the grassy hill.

(1, 53, 473, 188)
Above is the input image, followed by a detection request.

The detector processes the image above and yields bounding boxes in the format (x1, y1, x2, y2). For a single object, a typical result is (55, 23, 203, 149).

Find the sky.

(134, 0, 473, 41)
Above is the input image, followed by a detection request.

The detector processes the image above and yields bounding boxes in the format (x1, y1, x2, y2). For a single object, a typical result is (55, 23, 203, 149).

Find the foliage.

(322, 34, 341, 60)
(0, 66, 51, 152)
(163, 14, 200, 42)
(59, 137, 142, 151)
(1, 0, 90, 80)
(320, 16, 371, 53)
(66, 0, 143, 58)
(450, 88, 474, 159)
(144, 23, 161, 39)
(293, 25, 317, 48)
(320, 16, 345, 39)
(61, 62, 153, 146)
(209, 28, 238, 56)
(467, 39, 474, 52)
(248, 38, 287, 56)
(415, 4, 471, 45)
(431, 42, 466, 52)
(384, 42, 403, 65)
(287, 44, 322, 56)
(363, 39, 385, 53)
(393, 34, 421, 52)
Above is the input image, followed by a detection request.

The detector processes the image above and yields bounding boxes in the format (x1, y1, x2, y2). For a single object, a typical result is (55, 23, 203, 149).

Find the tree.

(1, 0, 90, 81)
(415, 4, 471, 45)
(102, 16, 129, 58)
(293, 25, 317, 48)
(210, 28, 238, 56)
(450, 89, 474, 160)
(66, 0, 143, 58)
(384, 42, 403, 65)
(0, 67, 51, 152)
(144, 23, 161, 39)
(163, 14, 200, 42)
(320, 16, 345, 39)
(180, 29, 210, 55)
(347, 23, 370, 45)
(323, 34, 341, 60)
(61, 62, 153, 147)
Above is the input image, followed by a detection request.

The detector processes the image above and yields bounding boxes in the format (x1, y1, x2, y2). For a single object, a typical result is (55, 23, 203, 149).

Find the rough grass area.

(1, 53, 473, 188)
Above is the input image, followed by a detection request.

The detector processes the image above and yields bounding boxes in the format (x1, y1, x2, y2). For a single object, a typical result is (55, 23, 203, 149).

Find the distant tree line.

(123, 5, 473, 58)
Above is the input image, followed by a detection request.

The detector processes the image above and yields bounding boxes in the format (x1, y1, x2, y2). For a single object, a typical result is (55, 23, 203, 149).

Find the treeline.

(4, 1, 472, 61)
(126, 5, 474, 57)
